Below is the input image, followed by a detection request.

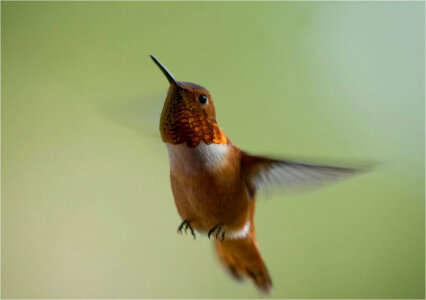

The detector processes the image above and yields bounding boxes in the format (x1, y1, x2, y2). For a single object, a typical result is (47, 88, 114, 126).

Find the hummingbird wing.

(241, 153, 363, 196)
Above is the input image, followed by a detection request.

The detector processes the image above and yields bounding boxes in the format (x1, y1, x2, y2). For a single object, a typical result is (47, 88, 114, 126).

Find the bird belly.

(166, 142, 250, 235)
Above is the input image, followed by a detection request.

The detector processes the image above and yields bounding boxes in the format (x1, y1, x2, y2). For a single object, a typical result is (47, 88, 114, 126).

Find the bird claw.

(208, 224, 225, 241)
(177, 220, 196, 239)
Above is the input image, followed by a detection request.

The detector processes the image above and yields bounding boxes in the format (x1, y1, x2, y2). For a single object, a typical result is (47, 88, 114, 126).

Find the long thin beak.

(150, 54, 180, 86)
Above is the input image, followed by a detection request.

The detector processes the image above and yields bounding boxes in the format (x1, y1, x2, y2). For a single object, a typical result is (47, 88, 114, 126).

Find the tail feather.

(214, 235, 272, 293)
(215, 239, 245, 281)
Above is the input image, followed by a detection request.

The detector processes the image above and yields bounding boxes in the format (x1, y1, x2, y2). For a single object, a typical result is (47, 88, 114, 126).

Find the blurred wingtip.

(351, 161, 382, 175)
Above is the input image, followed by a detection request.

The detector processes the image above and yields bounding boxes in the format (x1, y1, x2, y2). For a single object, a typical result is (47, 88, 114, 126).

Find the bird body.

(150, 55, 359, 293)
(166, 139, 272, 290)
(167, 141, 249, 236)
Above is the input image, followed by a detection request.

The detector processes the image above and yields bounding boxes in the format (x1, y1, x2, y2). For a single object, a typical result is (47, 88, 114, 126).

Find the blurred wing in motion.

(95, 93, 166, 156)
(241, 152, 363, 197)
(98, 93, 165, 140)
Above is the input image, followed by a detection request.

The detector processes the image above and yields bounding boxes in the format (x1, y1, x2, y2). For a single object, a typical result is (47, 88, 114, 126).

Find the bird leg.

(177, 220, 196, 239)
(208, 223, 226, 241)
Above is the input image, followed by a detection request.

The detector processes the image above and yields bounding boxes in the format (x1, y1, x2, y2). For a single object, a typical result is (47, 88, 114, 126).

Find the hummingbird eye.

(198, 94, 208, 105)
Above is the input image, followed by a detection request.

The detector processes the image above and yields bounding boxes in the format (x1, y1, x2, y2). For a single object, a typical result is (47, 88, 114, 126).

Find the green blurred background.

(2, 1, 424, 298)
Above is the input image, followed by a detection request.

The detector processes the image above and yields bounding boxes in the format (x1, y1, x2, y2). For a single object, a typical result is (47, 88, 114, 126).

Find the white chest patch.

(166, 142, 230, 174)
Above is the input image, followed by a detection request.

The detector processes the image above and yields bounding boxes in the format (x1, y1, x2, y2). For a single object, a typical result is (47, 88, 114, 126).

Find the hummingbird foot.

(177, 220, 196, 239)
(207, 224, 225, 241)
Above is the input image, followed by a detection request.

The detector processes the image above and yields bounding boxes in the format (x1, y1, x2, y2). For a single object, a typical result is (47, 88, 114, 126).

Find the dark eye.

(198, 94, 208, 105)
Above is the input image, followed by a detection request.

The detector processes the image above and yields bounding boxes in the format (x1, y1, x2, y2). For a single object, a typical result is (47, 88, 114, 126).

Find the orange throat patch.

(160, 115, 227, 148)
(160, 103, 227, 148)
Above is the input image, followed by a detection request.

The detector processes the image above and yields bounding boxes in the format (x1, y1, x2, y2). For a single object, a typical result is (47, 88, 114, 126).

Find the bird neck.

(160, 116, 228, 148)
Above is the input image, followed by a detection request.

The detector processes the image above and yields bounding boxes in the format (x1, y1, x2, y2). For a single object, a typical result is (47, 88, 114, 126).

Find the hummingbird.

(150, 54, 360, 293)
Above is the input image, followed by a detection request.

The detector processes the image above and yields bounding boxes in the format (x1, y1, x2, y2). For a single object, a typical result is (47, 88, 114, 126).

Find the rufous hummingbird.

(150, 54, 360, 293)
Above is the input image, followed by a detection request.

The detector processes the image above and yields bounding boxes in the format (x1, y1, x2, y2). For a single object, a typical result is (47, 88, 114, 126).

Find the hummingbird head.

(150, 55, 227, 148)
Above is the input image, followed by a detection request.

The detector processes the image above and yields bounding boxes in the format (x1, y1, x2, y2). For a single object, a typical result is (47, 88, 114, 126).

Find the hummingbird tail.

(214, 234, 272, 293)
